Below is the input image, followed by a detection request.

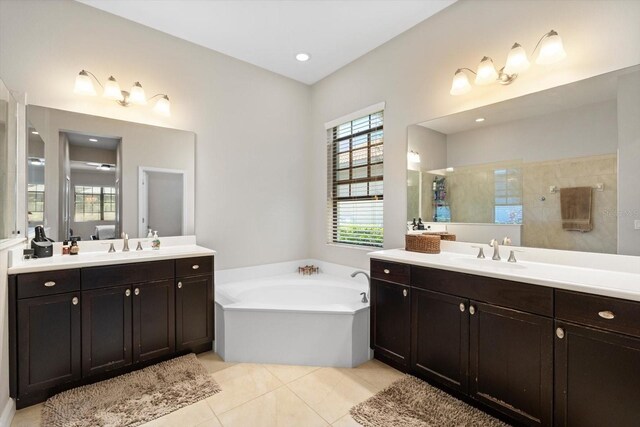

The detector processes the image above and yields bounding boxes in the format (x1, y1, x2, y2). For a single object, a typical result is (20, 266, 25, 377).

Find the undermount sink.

(452, 256, 527, 270)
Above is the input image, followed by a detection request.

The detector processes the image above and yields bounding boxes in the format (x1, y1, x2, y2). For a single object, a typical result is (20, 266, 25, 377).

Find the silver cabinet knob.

(192, 264, 200, 270)
(459, 303, 466, 312)
(134, 288, 140, 296)
(402, 289, 408, 297)
(125, 289, 131, 297)
(383, 269, 390, 274)
(72, 297, 79, 305)
(598, 310, 615, 320)
(44, 281, 56, 287)
(177, 282, 183, 289)
(556, 327, 565, 339)
(469, 306, 476, 315)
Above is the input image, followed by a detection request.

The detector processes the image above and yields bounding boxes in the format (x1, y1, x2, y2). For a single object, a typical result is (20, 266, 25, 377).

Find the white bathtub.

(215, 262, 371, 368)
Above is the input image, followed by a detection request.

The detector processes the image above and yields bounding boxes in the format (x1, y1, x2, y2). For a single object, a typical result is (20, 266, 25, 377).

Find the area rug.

(42, 353, 221, 427)
(350, 375, 509, 427)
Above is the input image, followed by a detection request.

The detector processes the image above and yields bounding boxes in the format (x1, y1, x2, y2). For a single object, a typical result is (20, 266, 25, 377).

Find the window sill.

(325, 243, 383, 252)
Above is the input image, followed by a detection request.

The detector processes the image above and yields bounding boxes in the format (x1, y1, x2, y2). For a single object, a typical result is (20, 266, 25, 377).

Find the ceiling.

(77, 0, 456, 84)
(64, 131, 121, 150)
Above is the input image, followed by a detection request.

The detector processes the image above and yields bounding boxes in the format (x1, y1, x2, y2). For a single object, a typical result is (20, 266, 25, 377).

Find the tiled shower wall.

(442, 154, 618, 253)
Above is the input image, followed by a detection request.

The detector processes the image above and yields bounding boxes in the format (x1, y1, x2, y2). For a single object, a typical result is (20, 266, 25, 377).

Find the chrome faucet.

(490, 239, 500, 260)
(122, 232, 130, 252)
(351, 270, 370, 303)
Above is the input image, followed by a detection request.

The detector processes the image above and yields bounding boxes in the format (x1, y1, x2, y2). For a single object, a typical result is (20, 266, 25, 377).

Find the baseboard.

(0, 397, 16, 427)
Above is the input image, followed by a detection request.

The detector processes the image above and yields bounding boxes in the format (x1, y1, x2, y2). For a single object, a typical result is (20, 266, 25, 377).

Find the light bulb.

(504, 43, 530, 75)
(103, 76, 123, 101)
(74, 70, 96, 96)
(129, 82, 147, 105)
(450, 69, 472, 96)
(536, 30, 566, 65)
(475, 57, 499, 85)
(153, 95, 171, 116)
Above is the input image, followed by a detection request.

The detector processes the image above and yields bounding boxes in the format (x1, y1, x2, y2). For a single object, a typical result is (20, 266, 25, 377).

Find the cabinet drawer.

(412, 266, 553, 317)
(17, 269, 81, 299)
(82, 260, 174, 290)
(371, 259, 410, 285)
(176, 256, 213, 278)
(555, 290, 640, 338)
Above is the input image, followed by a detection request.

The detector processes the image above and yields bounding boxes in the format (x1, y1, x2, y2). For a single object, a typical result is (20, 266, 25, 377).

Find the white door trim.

(138, 166, 188, 238)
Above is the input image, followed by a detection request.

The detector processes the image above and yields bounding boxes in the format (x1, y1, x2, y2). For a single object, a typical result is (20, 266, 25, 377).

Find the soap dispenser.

(152, 231, 161, 250)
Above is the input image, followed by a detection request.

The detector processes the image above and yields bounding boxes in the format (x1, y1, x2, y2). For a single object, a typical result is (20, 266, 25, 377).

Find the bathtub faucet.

(351, 270, 370, 303)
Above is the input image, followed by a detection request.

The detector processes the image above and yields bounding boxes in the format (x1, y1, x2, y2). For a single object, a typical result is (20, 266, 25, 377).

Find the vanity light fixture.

(407, 150, 421, 163)
(73, 70, 171, 116)
(450, 30, 567, 96)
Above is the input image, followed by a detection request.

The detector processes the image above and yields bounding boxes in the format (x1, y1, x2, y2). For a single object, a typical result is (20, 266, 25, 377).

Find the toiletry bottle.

(412, 218, 417, 230)
(147, 228, 153, 238)
(69, 240, 79, 255)
(62, 240, 70, 255)
(152, 231, 161, 250)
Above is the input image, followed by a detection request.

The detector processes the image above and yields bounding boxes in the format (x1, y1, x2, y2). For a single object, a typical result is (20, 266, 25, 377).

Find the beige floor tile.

(287, 367, 378, 424)
(197, 351, 236, 374)
(331, 414, 362, 427)
(206, 363, 283, 414)
(350, 360, 405, 392)
(140, 400, 216, 427)
(264, 364, 320, 384)
(194, 415, 223, 427)
(11, 404, 43, 427)
(217, 386, 329, 427)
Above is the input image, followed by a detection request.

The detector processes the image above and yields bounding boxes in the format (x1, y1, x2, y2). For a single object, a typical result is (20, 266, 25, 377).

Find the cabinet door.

(371, 278, 411, 370)
(82, 285, 132, 376)
(469, 302, 553, 427)
(176, 275, 213, 352)
(555, 322, 640, 427)
(133, 280, 175, 362)
(17, 293, 81, 394)
(411, 288, 469, 393)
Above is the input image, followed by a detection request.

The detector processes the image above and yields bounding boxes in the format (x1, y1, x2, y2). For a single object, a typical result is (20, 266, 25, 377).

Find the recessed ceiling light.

(445, 167, 455, 172)
(475, 117, 485, 122)
(295, 53, 311, 62)
(31, 131, 39, 135)
(89, 138, 98, 142)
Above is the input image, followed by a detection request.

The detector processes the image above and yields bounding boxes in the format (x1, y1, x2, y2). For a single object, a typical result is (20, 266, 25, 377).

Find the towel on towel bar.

(560, 187, 593, 232)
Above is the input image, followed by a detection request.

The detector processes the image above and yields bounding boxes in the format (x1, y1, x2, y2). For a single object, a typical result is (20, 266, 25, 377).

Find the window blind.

(327, 110, 383, 247)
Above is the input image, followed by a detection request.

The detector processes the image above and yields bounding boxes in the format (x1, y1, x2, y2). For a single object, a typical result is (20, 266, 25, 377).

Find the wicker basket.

(406, 234, 441, 254)
(423, 232, 457, 241)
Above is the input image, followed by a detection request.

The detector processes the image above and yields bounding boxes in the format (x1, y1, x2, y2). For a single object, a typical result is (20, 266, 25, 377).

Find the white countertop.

(369, 248, 640, 302)
(8, 236, 215, 274)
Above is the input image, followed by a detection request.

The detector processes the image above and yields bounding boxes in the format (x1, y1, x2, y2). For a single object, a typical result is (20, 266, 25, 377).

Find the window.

(27, 184, 45, 223)
(494, 168, 522, 224)
(74, 186, 116, 222)
(327, 110, 383, 247)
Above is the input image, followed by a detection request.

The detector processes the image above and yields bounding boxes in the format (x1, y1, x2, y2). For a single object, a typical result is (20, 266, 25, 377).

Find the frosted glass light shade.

(74, 71, 96, 96)
(504, 43, 530, 75)
(536, 30, 566, 65)
(129, 82, 147, 105)
(153, 95, 171, 116)
(103, 76, 123, 101)
(450, 69, 472, 95)
(475, 57, 498, 85)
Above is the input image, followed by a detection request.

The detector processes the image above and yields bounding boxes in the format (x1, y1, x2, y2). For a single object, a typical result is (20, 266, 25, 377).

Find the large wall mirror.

(407, 65, 640, 255)
(0, 79, 19, 243)
(27, 106, 195, 242)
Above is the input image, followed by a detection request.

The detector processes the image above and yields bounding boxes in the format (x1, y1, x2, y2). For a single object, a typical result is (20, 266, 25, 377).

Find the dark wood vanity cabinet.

(411, 288, 469, 393)
(9, 255, 214, 408)
(554, 290, 640, 427)
(371, 259, 554, 426)
(370, 260, 411, 370)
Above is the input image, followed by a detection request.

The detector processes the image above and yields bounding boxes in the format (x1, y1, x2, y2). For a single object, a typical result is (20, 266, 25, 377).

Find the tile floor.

(11, 352, 404, 427)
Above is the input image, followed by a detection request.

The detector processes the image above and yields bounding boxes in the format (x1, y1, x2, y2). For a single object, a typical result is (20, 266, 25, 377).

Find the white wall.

(407, 125, 447, 171)
(147, 171, 183, 237)
(445, 100, 618, 166)
(309, 0, 640, 269)
(617, 71, 640, 255)
(0, 0, 311, 269)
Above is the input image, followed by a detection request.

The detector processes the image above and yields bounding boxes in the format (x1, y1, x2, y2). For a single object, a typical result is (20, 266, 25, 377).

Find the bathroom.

(1, 0, 640, 426)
